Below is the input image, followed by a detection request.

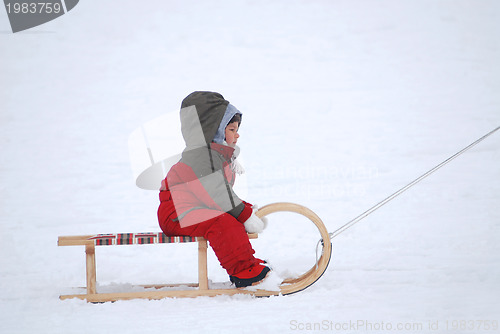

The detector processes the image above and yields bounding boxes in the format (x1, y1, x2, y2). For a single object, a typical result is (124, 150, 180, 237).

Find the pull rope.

(329, 126, 500, 240)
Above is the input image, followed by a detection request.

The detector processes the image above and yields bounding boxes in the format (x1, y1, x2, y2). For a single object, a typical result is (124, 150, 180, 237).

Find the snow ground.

(1, 1, 499, 333)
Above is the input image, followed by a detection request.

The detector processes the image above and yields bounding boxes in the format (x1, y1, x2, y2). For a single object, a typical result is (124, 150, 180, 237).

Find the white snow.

(1, 1, 499, 333)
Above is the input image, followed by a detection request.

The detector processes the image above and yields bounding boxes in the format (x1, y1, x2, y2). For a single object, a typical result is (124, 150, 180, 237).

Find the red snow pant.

(159, 212, 259, 276)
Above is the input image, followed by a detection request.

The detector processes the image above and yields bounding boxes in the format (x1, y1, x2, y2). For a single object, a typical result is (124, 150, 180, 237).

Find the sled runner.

(58, 202, 332, 302)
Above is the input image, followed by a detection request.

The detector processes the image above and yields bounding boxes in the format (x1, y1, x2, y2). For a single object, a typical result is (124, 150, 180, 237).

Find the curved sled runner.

(58, 202, 332, 302)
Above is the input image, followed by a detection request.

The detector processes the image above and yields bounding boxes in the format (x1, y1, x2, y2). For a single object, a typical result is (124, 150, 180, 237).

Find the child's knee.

(215, 213, 244, 229)
(205, 213, 245, 236)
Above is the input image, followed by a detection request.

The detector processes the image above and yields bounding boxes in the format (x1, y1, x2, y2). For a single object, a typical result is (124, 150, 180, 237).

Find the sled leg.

(85, 244, 97, 294)
(198, 239, 208, 290)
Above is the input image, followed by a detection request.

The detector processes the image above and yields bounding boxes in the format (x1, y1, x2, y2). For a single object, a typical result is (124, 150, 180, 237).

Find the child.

(158, 91, 269, 287)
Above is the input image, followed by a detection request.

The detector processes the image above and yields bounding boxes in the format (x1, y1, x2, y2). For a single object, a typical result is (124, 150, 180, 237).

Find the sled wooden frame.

(58, 202, 332, 302)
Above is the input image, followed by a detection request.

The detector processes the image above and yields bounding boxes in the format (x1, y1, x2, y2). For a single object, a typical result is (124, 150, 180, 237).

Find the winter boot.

(230, 263, 270, 288)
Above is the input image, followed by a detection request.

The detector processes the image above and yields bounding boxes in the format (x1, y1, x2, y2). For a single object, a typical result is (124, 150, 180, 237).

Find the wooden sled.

(58, 202, 332, 302)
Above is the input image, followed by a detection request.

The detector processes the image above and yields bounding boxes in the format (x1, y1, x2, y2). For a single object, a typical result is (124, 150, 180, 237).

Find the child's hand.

(244, 213, 266, 234)
(251, 204, 268, 229)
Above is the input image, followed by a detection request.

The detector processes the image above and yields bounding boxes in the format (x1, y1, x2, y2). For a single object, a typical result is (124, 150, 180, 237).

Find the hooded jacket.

(158, 92, 253, 229)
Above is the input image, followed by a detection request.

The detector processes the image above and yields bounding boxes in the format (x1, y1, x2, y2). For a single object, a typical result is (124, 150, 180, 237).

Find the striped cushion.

(88, 233, 198, 246)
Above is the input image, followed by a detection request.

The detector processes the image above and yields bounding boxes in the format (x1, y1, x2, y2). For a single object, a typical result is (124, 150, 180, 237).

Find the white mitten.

(244, 213, 265, 233)
(252, 205, 268, 230)
(261, 216, 268, 230)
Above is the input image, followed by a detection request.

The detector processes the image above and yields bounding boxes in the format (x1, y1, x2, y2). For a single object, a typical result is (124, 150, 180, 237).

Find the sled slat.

(60, 287, 282, 302)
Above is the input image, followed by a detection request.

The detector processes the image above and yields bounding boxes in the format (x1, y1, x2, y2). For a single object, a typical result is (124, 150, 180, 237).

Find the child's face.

(224, 122, 240, 147)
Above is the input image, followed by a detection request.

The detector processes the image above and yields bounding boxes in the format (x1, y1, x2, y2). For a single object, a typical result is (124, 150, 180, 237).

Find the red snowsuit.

(157, 92, 260, 276)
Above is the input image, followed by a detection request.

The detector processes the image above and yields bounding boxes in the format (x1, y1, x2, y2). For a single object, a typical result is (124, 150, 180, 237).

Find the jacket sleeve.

(236, 201, 253, 223)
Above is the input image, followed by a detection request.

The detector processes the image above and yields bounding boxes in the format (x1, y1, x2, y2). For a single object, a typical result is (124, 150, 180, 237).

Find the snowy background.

(1, 0, 499, 333)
